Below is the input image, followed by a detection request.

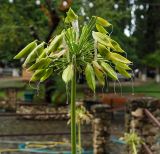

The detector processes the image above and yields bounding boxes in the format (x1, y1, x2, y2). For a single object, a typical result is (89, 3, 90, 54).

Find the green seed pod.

(46, 33, 63, 55)
(109, 39, 125, 53)
(27, 57, 51, 71)
(62, 64, 74, 83)
(23, 42, 45, 68)
(116, 66, 131, 78)
(96, 24, 108, 34)
(110, 52, 132, 64)
(95, 16, 111, 27)
(36, 48, 48, 61)
(85, 63, 96, 92)
(30, 69, 45, 82)
(14, 40, 37, 59)
(92, 31, 114, 49)
(92, 60, 103, 71)
(92, 61, 105, 86)
(40, 68, 53, 82)
(114, 61, 131, 70)
(97, 43, 110, 59)
(100, 61, 118, 80)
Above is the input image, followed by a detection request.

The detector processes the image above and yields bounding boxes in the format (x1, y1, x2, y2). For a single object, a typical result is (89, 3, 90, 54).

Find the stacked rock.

(16, 105, 69, 120)
(126, 97, 160, 154)
(91, 104, 111, 154)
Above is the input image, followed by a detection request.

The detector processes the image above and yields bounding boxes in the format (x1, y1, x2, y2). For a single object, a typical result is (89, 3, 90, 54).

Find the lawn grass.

(0, 79, 159, 101)
(116, 81, 160, 98)
(0, 91, 5, 99)
(133, 82, 160, 98)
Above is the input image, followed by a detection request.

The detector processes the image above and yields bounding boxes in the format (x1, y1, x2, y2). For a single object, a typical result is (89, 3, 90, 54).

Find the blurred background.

(0, 0, 160, 102)
(0, 1, 159, 154)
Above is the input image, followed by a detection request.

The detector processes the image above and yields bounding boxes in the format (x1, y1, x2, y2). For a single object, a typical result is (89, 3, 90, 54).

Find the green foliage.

(145, 51, 160, 67)
(122, 132, 143, 154)
(68, 105, 93, 125)
(133, 0, 160, 66)
(0, 0, 49, 63)
(0, 0, 138, 67)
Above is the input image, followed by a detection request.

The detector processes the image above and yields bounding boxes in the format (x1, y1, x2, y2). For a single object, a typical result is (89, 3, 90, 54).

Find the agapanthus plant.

(14, 8, 132, 154)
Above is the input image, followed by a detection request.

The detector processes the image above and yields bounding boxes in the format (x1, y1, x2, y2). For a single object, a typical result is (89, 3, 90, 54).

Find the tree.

(133, 0, 160, 76)
(0, 0, 48, 64)
(0, 0, 75, 65)
(145, 51, 160, 82)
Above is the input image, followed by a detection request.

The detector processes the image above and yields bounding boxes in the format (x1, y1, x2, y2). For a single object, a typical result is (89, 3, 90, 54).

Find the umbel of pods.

(14, 8, 132, 154)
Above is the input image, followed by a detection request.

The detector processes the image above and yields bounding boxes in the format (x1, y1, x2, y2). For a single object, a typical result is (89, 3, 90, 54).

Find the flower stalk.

(78, 122, 82, 154)
(71, 59, 76, 154)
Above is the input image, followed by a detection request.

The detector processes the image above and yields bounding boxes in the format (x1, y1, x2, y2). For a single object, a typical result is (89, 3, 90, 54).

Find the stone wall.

(16, 104, 69, 120)
(0, 100, 16, 111)
(0, 89, 18, 111)
(16, 102, 113, 154)
(126, 97, 160, 154)
(91, 104, 111, 154)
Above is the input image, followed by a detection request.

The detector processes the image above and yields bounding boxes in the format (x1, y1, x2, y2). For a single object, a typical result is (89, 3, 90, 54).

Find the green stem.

(132, 143, 137, 154)
(78, 122, 82, 154)
(71, 63, 76, 154)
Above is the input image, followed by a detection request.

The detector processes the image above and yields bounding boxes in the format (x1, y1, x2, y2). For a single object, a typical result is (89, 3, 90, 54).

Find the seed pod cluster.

(14, 32, 65, 83)
(14, 8, 132, 92)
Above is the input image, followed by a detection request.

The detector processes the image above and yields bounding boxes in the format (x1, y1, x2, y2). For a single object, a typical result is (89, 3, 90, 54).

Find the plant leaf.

(62, 64, 73, 83)
(100, 61, 118, 80)
(110, 52, 132, 64)
(79, 17, 96, 47)
(85, 63, 96, 92)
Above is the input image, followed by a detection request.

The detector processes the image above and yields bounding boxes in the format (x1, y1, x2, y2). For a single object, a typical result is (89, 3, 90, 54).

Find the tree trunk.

(141, 66, 147, 82)
(155, 67, 160, 83)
